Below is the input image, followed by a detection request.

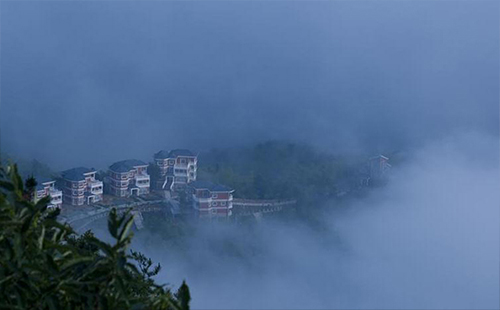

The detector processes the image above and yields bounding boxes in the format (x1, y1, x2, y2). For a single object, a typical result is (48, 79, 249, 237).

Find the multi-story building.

(153, 149, 197, 191)
(61, 167, 103, 206)
(188, 181, 234, 218)
(369, 155, 391, 179)
(34, 177, 63, 209)
(106, 159, 150, 197)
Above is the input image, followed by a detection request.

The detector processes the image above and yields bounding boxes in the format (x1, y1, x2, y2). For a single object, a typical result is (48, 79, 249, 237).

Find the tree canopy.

(0, 164, 190, 310)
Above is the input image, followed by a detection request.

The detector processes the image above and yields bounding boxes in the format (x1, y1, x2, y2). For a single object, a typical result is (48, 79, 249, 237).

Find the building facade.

(368, 155, 391, 179)
(188, 181, 234, 218)
(34, 178, 63, 209)
(106, 159, 150, 197)
(61, 167, 103, 206)
(153, 149, 197, 191)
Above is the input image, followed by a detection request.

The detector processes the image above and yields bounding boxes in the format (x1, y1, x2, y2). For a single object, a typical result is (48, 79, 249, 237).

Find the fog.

(1, 1, 498, 169)
(1, 1, 498, 309)
(134, 132, 499, 309)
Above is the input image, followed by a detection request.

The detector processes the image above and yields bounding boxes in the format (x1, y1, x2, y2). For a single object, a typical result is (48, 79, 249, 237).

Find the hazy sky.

(1, 1, 498, 170)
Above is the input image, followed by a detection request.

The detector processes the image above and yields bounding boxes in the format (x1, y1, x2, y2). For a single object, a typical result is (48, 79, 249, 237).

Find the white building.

(188, 181, 234, 218)
(106, 159, 150, 197)
(61, 167, 103, 205)
(34, 177, 63, 209)
(369, 155, 391, 179)
(153, 149, 197, 191)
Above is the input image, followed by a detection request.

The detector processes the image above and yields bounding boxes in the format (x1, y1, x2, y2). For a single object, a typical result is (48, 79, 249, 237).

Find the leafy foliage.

(0, 164, 190, 310)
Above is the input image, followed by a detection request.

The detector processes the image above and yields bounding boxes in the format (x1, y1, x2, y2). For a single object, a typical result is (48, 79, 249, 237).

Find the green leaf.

(118, 215, 134, 244)
(38, 225, 45, 249)
(60, 257, 94, 271)
(108, 208, 119, 239)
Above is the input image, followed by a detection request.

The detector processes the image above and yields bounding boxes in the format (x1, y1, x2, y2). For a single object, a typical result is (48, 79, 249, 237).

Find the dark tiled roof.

(62, 167, 94, 181)
(154, 149, 195, 159)
(154, 150, 170, 159)
(109, 159, 147, 173)
(34, 176, 55, 190)
(34, 176, 53, 185)
(189, 180, 233, 192)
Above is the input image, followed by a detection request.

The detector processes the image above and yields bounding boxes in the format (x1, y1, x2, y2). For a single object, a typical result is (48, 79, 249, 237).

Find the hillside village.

(32, 148, 392, 222)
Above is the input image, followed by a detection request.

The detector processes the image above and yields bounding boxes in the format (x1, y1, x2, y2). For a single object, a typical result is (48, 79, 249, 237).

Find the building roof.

(154, 149, 196, 159)
(61, 167, 95, 181)
(109, 159, 147, 173)
(34, 176, 55, 190)
(34, 175, 54, 185)
(370, 155, 389, 161)
(189, 180, 233, 192)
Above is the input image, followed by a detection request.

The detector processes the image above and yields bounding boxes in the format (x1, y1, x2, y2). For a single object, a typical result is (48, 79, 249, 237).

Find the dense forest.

(198, 141, 361, 200)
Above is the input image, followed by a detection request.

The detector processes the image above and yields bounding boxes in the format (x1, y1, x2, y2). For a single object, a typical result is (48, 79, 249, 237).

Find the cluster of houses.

(35, 149, 390, 218)
(37, 149, 234, 218)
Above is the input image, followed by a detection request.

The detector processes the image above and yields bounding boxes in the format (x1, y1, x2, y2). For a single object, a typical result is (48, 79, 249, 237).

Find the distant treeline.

(0, 153, 56, 180)
(2, 141, 402, 204)
(197, 141, 366, 202)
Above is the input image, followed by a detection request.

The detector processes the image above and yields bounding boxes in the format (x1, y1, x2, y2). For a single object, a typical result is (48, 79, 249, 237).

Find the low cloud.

(133, 132, 499, 309)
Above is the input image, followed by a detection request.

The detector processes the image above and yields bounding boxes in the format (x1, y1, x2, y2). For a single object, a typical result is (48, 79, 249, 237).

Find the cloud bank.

(1, 1, 498, 169)
(133, 132, 499, 309)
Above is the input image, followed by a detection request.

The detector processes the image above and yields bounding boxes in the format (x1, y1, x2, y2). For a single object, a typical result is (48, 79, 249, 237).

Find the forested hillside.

(0, 153, 57, 180)
(198, 141, 364, 201)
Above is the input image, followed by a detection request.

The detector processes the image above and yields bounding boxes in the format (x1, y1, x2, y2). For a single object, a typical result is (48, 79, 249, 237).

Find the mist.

(0, 1, 498, 309)
(133, 132, 499, 309)
(1, 1, 498, 169)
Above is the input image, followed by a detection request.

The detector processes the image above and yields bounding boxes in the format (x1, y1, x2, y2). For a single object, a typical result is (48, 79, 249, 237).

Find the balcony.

(50, 195, 63, 204)
(135, 173, 150, 180)
(72, 182, 86, 189)
(89, 180, 104, 194)
(135, 180, 150, 187)
(50, 188, 62, 194)
(49, 189, 62, 201)
(91, 188, 103, 195)
(72, 191, 84, 197)
(175, 162, 190, 168)
(135, 174, 150, 187)
(89, 180, 103, 187)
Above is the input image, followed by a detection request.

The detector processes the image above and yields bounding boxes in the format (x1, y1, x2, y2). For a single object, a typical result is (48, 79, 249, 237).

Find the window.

(212, 202, 217, 207)
(211, 193, 217, 198)
(221, 201, 226, 206)
(211, 209, 217, 215)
